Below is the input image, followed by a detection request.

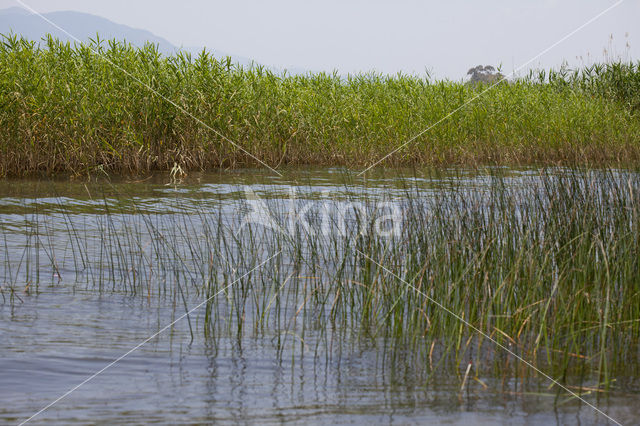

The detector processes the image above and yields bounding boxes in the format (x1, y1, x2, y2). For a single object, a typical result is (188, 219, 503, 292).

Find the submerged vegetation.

(0, 35, 639, 176)
(2, 169, 639, 393)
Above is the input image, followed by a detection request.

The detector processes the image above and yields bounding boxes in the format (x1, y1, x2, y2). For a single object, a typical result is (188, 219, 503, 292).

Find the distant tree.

(466, 65, 505, 85)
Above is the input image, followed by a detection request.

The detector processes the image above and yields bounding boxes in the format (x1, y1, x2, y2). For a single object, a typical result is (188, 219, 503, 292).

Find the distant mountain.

(0, 7, 177, 53)
(0, 7, 261, 68)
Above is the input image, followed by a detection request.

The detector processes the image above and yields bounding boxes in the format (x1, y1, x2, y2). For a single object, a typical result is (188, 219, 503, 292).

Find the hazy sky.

(2, 0, 638, 79)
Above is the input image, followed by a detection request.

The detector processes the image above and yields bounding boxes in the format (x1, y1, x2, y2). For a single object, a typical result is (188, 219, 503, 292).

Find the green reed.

(1, 34, 640, 176)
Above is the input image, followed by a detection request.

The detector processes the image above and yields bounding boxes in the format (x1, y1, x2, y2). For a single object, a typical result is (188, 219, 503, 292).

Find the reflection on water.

(4, 290, 638, 425)
(1, 168, 638, 425)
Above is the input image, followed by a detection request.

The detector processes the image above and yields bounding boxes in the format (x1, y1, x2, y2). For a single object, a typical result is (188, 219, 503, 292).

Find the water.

(1, 168, 637, 425)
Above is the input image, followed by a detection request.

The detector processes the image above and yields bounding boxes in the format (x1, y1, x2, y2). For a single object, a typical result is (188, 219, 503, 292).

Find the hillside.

(0, 7, 177, 53)
(0, 6, 258, 66)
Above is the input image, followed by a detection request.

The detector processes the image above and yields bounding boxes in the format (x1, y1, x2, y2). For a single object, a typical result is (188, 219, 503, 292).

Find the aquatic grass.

(1, 168, 639, 394)
(1, 35, 640, 176)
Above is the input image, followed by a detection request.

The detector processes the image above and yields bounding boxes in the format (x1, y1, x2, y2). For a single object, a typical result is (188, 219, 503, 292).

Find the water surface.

(1, 168, 637, 425)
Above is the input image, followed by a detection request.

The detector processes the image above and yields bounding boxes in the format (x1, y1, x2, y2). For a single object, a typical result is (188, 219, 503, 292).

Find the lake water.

(1, 168, 637, 425)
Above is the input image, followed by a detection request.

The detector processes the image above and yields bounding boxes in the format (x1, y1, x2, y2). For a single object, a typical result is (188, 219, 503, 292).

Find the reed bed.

(1, 169, 639, 391)
(1, 35, 640, 176)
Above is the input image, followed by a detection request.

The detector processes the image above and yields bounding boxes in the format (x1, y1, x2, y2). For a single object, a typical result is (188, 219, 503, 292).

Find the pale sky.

(2, 0, 638, 79)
